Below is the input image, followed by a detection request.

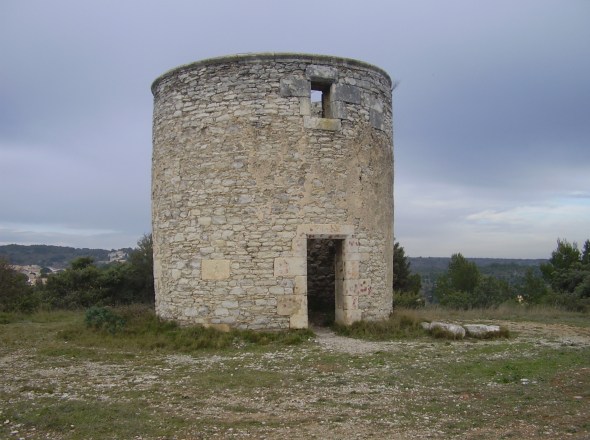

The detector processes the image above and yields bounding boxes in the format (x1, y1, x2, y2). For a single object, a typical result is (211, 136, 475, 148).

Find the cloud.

(0, 222, 137, 250)
(0, 0, 589, 258)
(466, 202, 590, 230)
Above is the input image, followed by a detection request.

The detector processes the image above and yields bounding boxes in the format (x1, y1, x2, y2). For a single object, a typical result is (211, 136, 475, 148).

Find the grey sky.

(1, 0, 589, 258)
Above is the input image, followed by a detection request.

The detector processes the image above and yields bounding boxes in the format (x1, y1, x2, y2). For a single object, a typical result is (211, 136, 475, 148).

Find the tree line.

(0, 244, 125, 269)
(394, 238, 590, 311)
(0, 235, 154, 313)
(2, 235, 589, 314)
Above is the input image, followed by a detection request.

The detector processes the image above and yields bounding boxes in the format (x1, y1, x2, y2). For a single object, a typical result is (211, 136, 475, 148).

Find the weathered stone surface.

(274, 257, 306, 277)
(201, 259, 230, 280)
(428, 321, 466, 339)
(305, 65, 339, 81)
(464, 324, 501, 337)
(152, 53, 394, 330)
(303, 116, 341, 131)
(279, 77, 310, 97)
(277, 295, 304, 315)
(370, 108, 385, 131)
(333, 84, 361, 104)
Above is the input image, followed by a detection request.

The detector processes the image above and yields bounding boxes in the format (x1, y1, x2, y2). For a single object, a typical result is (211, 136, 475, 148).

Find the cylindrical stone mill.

(151, 53, 394, 330)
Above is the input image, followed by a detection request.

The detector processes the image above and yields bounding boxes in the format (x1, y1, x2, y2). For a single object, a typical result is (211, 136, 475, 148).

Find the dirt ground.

(314, 321, 590, 355)
(1, 319, 589, 439)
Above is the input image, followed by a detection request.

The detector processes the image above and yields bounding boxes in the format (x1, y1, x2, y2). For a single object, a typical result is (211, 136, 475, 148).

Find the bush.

(333, 312, 425, 340)
(0, 258, 38, 313)
(85, 307, 126, 334)
(393, 290, 425, 309)
(540, 291, 590, 313)
(66, 306, 314, 351)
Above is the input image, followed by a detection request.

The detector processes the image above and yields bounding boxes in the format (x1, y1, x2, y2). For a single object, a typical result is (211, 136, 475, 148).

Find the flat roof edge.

(151, 53, 392, 94)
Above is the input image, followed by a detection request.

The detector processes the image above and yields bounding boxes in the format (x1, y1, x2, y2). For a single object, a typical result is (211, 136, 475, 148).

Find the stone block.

(370, 108, 385, 131)
(277, 295, 304, 315)
(291, 237, 307, 256)
(342, 295, 359, 310)
(342, 245, 361, 261)
(336, 260, 359, 279)
(293, 276, 306, 295)
(364, 94, 384, 112)
(305, 65, 339, 81)
(299, 98, 311, 116)
(290, 310, 308, 329)
(464, 324, 501, 337)
(221, 300, 238, 309)
(201, 259, 231, 280)
(214, 307, 229, 316)
(274, 257, 306, 277)
(344, 237, 359, 253)
(269, 286, 285, 295)
(303, 116, 341, 131)
(344, 278, 371, 296)
(335, 308, 362, 326)
(333, 84, 361, 104)
(330, 101, 347, 119)
(297, 223, 355, 238)
(429, 322, 466, 339)
(279, 77, 309, 97)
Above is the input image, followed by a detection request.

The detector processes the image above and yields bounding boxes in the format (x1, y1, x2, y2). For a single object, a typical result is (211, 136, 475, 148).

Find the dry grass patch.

(0, 307, 588, 439)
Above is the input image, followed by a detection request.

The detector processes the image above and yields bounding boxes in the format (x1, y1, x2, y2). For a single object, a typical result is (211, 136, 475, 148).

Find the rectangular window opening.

(311, 81, 332, 118)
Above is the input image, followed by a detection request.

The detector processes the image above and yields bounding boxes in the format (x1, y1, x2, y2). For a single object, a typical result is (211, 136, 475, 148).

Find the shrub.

(69, 306, 314, 351)
(393, 290, 426, 309)
(85, 307, 126, 334)
(333, 312, 425, 340)
(0, 259, 38, 313)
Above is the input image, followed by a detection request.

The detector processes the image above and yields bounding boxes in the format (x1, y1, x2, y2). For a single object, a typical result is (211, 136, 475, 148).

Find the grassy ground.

(0, 306, 588, 439)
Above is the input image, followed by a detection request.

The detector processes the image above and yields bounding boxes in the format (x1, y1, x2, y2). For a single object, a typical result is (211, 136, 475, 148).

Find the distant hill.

(0, 244, 132, 269)
(409, 256, 546, 274)
(409, 257, 547, 301)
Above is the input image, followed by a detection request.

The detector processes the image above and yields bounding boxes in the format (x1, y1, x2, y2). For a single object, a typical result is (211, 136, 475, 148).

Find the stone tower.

(151, 53, 394, 330)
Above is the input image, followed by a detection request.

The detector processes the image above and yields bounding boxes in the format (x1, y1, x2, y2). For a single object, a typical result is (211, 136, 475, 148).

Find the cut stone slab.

(429, 321, 466, 339)
(464, 324, 501, 338)
(201, 259, 230, 280)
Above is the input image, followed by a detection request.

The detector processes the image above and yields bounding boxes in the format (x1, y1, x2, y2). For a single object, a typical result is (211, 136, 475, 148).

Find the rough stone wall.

(152, 53, 394, 330)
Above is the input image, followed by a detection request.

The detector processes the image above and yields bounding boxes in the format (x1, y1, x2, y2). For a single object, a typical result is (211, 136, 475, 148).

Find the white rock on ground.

(464, 324, 501, 338)
(429, 321, 466, 339)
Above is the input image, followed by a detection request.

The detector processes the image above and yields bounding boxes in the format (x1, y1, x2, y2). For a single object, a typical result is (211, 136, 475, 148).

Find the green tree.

(519, 268, 549, 303)
(581, 239, 590, 265)
(42, 257, 103, 308)
(472, 275, 513, 308)
(0, 258, 36, 312)
(537, 238, 590, 311)
(127, 233, 154, 304)
(40, 235, 155, 309)
(392, 241, 411, 291)
(541, 238, 590, 295)
(71, 256, 95, 270)
(392, 241, 424, 308)
(435, 253, 481, 309)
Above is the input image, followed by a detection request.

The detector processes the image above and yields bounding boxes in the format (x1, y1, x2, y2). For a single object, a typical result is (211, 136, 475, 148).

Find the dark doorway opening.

(307, 238, 341, 326)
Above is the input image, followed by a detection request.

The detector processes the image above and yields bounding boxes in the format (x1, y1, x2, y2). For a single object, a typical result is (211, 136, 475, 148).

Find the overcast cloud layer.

(1, 0, 589, 258)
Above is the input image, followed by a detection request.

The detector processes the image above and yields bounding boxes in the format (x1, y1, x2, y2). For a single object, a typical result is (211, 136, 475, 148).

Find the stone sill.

(303, 116, 341, 131)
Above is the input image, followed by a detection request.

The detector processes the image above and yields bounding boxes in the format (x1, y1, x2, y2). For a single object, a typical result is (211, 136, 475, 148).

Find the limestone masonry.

(151, 53, 394, 330)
